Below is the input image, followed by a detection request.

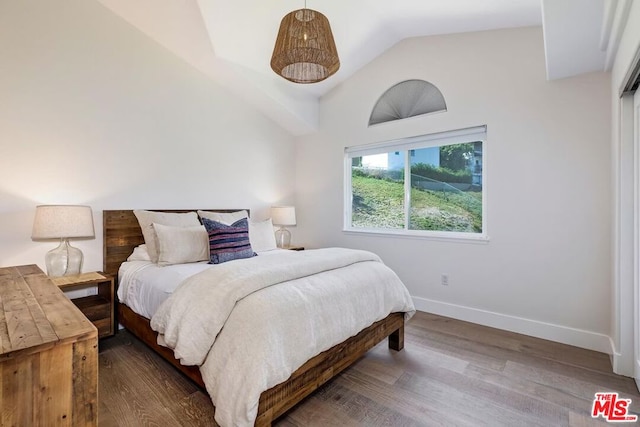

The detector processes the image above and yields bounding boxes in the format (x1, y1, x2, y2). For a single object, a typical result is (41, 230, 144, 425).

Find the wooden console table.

(0, 264, 98, 426)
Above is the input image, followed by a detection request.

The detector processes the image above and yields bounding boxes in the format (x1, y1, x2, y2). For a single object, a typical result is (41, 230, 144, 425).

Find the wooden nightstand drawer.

(92, 317, 113, 337)
(52, 271, 115, 339)
(73, 295, 111, 321)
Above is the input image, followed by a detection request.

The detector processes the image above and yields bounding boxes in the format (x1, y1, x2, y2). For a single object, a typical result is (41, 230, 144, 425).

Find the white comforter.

(150, 248, 415, 427)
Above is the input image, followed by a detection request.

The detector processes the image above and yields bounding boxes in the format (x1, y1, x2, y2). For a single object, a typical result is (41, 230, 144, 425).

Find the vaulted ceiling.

(96, 0, 627, 135)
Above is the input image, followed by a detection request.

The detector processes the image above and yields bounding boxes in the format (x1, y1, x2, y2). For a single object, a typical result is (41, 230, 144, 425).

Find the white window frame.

(344, 125, 488, 242)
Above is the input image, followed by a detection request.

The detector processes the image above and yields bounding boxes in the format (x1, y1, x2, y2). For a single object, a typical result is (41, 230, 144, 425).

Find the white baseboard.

(412, 296, 613, 355)
(611, 340, 624, 373)
(610, 338, 637, 377)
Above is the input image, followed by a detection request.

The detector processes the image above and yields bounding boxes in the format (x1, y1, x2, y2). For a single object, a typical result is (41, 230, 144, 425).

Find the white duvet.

(150, 248, 415, 427)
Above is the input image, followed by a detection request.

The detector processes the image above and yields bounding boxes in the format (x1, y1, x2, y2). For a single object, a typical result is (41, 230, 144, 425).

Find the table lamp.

(31, 205, 95, 277)
(271, 206, 296, 249)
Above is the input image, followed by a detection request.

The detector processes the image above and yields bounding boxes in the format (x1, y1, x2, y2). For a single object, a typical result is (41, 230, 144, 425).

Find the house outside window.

(344, 126, 487, 240)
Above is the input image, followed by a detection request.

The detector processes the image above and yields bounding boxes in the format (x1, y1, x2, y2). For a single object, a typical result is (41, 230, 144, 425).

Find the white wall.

(296, 27, 613, 352)
(610, 0, 640, 376)
(0, 1, 295, 273)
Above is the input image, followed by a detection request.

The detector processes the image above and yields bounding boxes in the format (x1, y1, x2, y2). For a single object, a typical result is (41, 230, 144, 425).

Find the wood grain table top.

(0, 264, 97, 358)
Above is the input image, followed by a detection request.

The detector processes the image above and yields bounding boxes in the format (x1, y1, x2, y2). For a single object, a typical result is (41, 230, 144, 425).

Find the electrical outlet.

(441, 274, 449, 286)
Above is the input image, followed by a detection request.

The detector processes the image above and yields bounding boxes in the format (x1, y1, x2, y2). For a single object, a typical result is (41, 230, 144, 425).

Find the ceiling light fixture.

(270, 1, 340, 84)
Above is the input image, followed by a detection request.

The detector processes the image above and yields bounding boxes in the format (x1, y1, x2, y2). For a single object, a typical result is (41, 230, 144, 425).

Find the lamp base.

(275, 227, 291, 249)
(45, 239, 83, 277)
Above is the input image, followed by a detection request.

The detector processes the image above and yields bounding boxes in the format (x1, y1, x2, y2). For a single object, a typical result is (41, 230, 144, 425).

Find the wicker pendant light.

(270, 6, 340, 84)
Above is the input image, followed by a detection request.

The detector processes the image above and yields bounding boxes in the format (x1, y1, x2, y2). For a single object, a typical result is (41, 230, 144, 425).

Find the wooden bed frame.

(103, 209, 406, 427)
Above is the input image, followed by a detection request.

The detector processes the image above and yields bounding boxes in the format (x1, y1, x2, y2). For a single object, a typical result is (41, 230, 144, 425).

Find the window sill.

(342, 228, 490, 244)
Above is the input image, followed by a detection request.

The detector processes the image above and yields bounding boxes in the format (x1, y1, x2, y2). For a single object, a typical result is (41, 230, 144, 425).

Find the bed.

(103, 209, 414, 426)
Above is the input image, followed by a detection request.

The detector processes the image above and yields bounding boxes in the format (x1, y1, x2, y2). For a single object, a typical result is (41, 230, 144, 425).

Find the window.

(344, 126, 486, 239)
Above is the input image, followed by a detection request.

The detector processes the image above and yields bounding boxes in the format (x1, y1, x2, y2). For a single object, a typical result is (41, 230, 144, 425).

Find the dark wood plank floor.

(98, 312, 640, 426)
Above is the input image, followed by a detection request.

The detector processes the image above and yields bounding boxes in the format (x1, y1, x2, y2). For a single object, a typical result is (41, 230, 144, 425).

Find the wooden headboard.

(102, 209, 249, 277)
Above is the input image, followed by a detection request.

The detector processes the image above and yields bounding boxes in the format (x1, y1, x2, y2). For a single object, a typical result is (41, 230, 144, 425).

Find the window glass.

(351, 152, 405, 229)
(345, 127, 486, 238)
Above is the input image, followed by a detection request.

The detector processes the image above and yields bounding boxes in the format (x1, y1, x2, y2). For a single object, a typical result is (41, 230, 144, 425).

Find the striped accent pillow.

(201, 217, 256, 264)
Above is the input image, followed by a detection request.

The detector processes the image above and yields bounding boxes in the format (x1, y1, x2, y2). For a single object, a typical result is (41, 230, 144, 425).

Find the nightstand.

(51, 271, 115, 339)
(288, 246, 305, 251)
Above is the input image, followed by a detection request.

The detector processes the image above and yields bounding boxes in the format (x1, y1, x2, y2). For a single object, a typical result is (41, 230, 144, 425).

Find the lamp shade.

(271, 206, 297, 226)
(270, 8, 340, 84)
(32, 205, 95, 239)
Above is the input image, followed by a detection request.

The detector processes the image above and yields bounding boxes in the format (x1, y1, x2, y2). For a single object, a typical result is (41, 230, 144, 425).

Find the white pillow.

(197, 210, 248, 225)
(153, 223, 209, 266)
(249, 218, 277, 252)
(133, 210, 200, 263)
(126, 244, 151, 262)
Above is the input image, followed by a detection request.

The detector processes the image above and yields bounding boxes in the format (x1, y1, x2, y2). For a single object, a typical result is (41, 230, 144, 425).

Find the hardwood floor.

(98, 312, 640, 426)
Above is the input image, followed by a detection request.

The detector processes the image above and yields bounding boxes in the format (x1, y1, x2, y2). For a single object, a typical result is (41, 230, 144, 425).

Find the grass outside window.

(345, 127, 486, 239)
